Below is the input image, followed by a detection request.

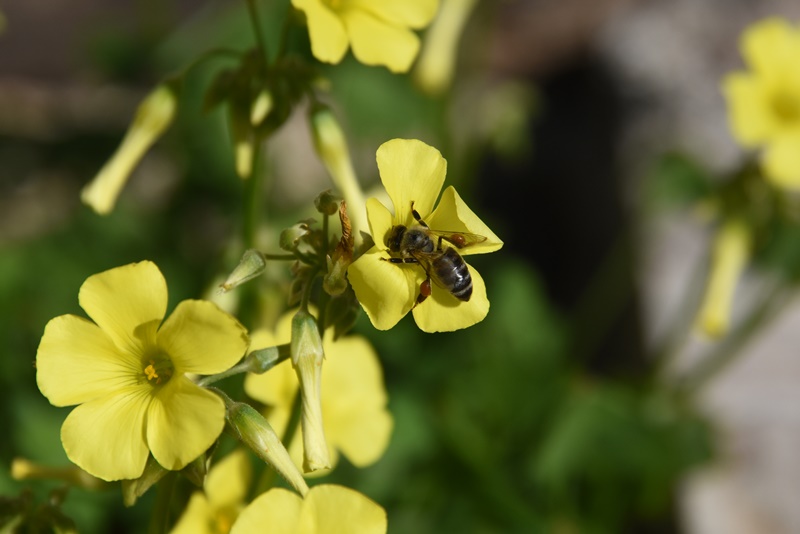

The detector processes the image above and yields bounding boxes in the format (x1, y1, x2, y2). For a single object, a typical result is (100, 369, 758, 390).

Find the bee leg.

(415, 277, 432, 306)
(410, 201, 430, 229)
(381, 257, 418, 264)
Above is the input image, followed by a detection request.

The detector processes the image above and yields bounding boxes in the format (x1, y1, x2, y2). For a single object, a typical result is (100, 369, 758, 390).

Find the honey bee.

(383, 201, 487, 305)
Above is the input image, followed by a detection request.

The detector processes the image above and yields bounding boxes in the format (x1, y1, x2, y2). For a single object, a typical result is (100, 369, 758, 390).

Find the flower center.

(142, 352, 174, 386)
(771, 91, 800, 125)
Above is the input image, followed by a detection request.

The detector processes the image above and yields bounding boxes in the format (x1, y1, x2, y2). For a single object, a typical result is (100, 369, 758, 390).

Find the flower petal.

(346, 0, 439, 29)
(36, 315, 140, 407)
(78, 261, 166, 356)
(322, 336, 392, 467)
(205, 449, 251, 510)
(293, 0, 350, 64)
(722, 73, 774, 146)
(376, 139, 447, 225)
(157, 300, 248, 375)
(348, 246, 418, 330)
(741, 18, 800, 78)
(231, 488, 302, 534)
(412, 264, 489, 332)
(299, 484, 387, 534)
(60, 386, 151, 481)
(170, 493, 214, 534)
(761, 133, 800, 189)
(427, 186, 503, 255)
(365, 197, 395, 251)
(342, 10, 421, 73)
(146, 377, 226, 471)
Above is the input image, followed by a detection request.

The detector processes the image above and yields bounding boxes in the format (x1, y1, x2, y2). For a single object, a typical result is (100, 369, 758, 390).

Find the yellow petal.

(761, 134, 800, 189)
(293, 0, 349, 64)
(146, 377, 226, 471)
(722, 73, 774, 146)
(427, 186, 503, 255)
(365, 197, 395, 251)
(299, 484, 387, 534)
(231, 488, 302, 534)
(412, 264, 489, 332)
(60, 386, 151, 481)
(348, 246, 418, 330)
(741, 18, 800, 78)
(36, 315, 140, 407)
(322, 336, 392, 467)
(376, 139, 447, 225)
(205, 449, 251, 510)
(157, 300, 248, 375)
(78, 261, 166, 357)
(347, 0, 439, 29)
(170, 493, 214, 534)
(342, 10, 420, 73)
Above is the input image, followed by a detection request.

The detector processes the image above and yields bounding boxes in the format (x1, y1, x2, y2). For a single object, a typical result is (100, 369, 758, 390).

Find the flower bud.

(290, 309, 330, 472)
(309, 106, 367, 247)
(413, 0, 479, 96)
(226, 401, 309, 497)
(314, 189, 341, 216)
(81, 83, 178, 215)
(250, 90, 274, 125)
(220, 249, 267, 292)
(242, 343, 291, 374)
(11, 458, 106, 491)
(323, 200, 354, 296)
(696, 219, 752, 338)
(280, 220, 314, 252)
(229, 100, 254, 179)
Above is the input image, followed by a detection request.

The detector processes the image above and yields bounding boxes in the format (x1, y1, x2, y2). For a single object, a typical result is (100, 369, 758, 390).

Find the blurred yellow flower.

(171, 449, 251, 534)
(292, 0, 439, 73)
(244, 312, 392, 472)
(36, 261, 248, 481)
(81, 84, 177, 214)
(723, 18, 800, 188)
(347, 138, 503, 332)
(230, 484, 386, 534)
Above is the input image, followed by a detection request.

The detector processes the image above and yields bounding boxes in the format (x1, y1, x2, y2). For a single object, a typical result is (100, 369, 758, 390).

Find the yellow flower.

(81, 84, 177, 214)
(292, 0, 439, 73)
(230, 484, 386, 534)
(347, 139, 503, 332)
(171, 449, 251, 534)
(723, 18, 800, 188)
(36, 261, 248, 481)
(244, 312, 393, 472)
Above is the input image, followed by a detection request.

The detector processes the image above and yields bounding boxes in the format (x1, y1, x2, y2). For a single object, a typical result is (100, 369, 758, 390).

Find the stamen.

(144, 362, 159, 381)
(142, 353, 174, 386)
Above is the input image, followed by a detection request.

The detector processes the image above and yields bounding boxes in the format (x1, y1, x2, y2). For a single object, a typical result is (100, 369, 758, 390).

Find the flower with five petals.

(347, 138, 503, 332)
(36, 261, 249, 481)
(292, 0, 439, 73)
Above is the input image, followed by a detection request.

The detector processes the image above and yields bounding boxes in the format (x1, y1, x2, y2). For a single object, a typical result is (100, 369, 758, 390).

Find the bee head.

(386, 225, 406, 252)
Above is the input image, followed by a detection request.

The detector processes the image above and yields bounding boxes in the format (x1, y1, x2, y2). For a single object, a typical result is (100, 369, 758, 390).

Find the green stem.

(264, 253, 300, 261)
(245, 0, 270, 66)
(677, 280, 790, 396)
(147, 472, 177, 534)
(242, 145, 263, 249)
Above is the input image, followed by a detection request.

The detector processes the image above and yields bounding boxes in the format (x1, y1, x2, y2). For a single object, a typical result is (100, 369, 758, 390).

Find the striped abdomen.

(432, 248, 473, 301)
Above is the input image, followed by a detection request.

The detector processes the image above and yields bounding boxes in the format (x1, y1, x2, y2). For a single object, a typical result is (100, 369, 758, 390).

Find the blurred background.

(2, 0, 800, 532)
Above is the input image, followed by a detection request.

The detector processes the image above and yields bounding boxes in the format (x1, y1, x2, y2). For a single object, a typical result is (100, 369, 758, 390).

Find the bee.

(383, 201, 487, 305)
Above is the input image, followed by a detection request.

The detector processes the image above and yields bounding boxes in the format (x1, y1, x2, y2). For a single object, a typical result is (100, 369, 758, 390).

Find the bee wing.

(426, 229, 487, 249)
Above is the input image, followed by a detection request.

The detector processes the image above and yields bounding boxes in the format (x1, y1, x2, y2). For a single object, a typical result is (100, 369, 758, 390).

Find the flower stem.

(245, 0, 270, 66)
(147, 471, 177, 534)
(677, 280, 791, 396)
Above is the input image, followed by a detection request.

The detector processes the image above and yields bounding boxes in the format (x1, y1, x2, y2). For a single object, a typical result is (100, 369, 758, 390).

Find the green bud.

(314, 189, 341, 216)
(291, 309, 330, 472)
(229, 99, 254, 179)
(243, 343, 291, 374)
(226, 401, 309, 496)
(280, 220, 314, 252)
(220, 249, 267, 292)
(121, 456, 168, 507)
(11, 458, 107, 492)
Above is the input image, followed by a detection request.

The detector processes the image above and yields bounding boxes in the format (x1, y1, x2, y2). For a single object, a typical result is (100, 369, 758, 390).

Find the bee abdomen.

(436, 249, 472, 301)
